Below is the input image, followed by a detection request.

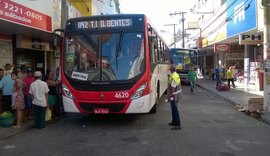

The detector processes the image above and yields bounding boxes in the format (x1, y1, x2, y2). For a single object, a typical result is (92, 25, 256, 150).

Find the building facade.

(186, 0, 263, 90)
(0, 0, 119, 75)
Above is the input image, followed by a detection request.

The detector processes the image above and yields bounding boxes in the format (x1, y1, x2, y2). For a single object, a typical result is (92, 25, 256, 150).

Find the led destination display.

(76, 19, 133, 29)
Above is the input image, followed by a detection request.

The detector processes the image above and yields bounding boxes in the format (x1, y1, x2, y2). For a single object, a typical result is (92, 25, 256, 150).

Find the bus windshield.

(169, 48, 197, 70)
(64, 32, 145, 81)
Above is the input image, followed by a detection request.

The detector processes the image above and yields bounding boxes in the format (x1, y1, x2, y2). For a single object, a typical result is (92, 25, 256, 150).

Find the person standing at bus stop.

(29, 71, 49, 129)
(167, 66, 182, 130)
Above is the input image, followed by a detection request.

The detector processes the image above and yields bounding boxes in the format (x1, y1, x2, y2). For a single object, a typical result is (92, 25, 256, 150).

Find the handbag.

(45, 107, 52, 122)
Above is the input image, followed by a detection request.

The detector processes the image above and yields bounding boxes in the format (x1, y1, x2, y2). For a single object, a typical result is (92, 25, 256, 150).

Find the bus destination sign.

(76, 19, 133, 29)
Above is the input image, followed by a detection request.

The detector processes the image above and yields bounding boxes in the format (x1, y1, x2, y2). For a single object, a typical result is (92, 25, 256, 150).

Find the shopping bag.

(45, 107, 52, 122)
(178, 84, 183, 101)
(0, 111, 15, 127)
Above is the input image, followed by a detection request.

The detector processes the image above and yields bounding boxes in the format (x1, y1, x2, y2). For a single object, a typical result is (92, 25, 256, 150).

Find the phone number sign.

(0, 0, 52, 32)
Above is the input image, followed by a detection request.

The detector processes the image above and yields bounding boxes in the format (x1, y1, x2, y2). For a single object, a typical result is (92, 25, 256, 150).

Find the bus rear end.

(61, 14, 154, 114)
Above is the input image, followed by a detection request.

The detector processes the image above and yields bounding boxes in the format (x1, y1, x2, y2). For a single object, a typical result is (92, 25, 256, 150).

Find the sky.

(118, 0, 192, 44)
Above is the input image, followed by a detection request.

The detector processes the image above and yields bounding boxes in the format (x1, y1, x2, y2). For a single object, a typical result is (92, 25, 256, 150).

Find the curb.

(196, 83, 270, 126)
(261, 113, 270, 125)
(0, 121, 33, 140)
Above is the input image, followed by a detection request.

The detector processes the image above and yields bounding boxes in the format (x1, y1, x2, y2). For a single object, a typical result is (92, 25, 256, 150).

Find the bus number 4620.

(114, 92, 129, 99)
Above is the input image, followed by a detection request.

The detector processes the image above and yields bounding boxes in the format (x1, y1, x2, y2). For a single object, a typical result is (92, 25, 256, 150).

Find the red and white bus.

(54, 14, 170, 114)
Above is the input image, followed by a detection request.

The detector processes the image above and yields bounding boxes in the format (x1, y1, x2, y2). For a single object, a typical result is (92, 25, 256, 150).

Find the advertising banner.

(226, 0, 257, 38)
(0, 0, 52, 32)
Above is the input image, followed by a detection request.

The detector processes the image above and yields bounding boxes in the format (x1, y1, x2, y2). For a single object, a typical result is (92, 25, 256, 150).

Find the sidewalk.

(196, 77, 270, 124)
(0, 120, 33, 141)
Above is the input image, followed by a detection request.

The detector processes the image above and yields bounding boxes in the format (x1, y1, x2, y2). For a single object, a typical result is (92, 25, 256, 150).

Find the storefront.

(0, 0, 60, 74)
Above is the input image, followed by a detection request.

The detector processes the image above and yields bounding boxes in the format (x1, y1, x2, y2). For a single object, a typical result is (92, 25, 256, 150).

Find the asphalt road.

(1, 85, 270, 156)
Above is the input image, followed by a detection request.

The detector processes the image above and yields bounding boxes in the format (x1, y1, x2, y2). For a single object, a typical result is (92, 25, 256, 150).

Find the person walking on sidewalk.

(226, 66, 235, 88)
(29, 71, 49, 129)
(188, 67, 197, 92)
(167, 66, 182, 130)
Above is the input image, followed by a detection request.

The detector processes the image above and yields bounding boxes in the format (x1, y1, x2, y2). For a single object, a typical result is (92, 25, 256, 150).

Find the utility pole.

(170, 11, 186, 48)
(164, 24, 177, 47)
(263, 0, 270, 112)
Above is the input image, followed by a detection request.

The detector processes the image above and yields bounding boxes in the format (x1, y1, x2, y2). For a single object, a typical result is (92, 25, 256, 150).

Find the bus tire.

(150, 84, 159, 114)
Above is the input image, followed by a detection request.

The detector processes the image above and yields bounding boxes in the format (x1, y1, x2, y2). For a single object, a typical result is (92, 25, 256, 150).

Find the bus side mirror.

(53, 29, 64, 49)
(53, 38, 58, 50)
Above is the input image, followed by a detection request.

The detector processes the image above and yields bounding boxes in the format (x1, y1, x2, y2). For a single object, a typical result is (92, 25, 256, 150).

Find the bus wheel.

(150, 85, 159, 114)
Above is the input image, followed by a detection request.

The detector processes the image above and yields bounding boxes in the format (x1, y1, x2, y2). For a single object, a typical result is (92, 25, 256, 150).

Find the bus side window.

(149, 36, 156, 64)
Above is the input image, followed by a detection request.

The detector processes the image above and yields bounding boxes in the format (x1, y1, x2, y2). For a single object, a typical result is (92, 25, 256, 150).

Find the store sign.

(214, 44, 230, 53)
(239, 34, 263, 45)
(226, 0, 257, 38)
(0, 0, 52, 32)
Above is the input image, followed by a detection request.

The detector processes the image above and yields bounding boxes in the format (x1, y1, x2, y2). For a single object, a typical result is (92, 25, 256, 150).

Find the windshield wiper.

(115, 31, 124, 70)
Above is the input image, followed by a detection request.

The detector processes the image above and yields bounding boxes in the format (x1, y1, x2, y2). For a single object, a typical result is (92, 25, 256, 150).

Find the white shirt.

(29, 79, 49, 107)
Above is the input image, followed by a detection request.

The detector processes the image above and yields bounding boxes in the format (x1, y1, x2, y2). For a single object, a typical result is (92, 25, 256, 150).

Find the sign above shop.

(239, 34, 263, 45)
(214, 44, 230, 53)
(226, 0, 257, 38)
(0, 0, 52, 32)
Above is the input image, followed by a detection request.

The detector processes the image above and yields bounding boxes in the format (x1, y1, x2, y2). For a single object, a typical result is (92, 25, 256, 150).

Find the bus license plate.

(94, 108, 109, 114)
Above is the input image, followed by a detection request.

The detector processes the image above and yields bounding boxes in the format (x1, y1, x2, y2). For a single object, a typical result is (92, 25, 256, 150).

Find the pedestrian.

(29, 71, 49, 129)
(202, 68, 205, 77)
(0, 68, 4, 80)
(211, 68, 215, 81)
(0, 69, 15, 113)
(46, 71, 61, 122)
(23, 68, 35, 121)
(188, 67, 197, 92)
(215, 67, 221, 86)
(226, 66, 236, 88)
(167, 66, 182, 130)
(11, 72, 25, 128)
(4, 63, 14, 76)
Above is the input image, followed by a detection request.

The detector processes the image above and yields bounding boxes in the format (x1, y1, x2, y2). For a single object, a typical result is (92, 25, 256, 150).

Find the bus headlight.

(131, 83, 147, 100)
(62, 84, 74, 99)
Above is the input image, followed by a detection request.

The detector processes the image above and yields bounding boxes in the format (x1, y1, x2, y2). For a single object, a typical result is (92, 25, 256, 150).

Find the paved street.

(1, 85, 270, 156)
